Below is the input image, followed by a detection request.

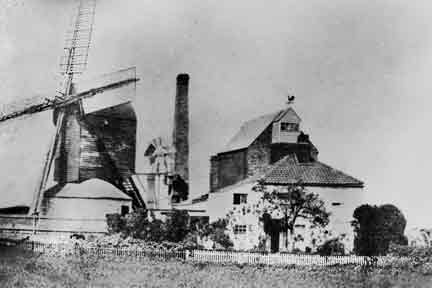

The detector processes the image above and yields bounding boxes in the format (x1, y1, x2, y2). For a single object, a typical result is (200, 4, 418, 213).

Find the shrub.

(317, 238, 345, 256)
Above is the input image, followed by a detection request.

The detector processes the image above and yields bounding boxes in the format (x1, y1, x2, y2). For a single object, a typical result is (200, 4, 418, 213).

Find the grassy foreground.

(1, 247, 432, 288)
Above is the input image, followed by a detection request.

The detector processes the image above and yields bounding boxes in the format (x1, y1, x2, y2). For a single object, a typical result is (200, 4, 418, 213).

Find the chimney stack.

(173, 73, 189, 183)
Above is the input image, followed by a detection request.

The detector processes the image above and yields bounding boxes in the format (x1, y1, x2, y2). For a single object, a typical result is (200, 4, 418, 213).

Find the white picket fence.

(18, 241, 187, 260)
(191, 250, 368, 266)
(13, 241, 410, 267)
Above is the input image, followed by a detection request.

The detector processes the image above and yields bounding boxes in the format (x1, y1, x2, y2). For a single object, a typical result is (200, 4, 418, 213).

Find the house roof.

(45, 179, 132, 201)
(211, 154, 363, 194)
(221, 107, 301, 153)
(262, 154, 364, 188)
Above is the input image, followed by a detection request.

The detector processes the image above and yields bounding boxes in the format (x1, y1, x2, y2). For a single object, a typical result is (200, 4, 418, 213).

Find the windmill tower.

(0, 0, 145, 234)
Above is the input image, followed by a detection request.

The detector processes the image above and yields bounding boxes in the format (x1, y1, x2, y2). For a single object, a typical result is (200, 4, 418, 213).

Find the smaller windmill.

(142, 74, 190, 209)
(0, 0, 145, 229)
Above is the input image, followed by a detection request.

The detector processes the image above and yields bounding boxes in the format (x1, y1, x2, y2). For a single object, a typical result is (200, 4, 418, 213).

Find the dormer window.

(280, 122, 299, 132)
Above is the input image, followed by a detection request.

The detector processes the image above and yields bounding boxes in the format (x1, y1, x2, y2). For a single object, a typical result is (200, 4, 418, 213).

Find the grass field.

(1, 246, 432, 288)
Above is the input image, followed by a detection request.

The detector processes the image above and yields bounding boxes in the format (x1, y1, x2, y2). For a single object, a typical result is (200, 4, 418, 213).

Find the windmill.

(0, 0, 145, 228)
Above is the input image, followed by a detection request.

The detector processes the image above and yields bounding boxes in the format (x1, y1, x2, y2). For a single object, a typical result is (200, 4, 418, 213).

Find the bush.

(179, 232, 204, 250)
(106, 209, 191, 243)
(352, 204, 408, 256)
(106, 211, 234, 250)
(164, 210, 190, 242)
(317, 238, 345, 256)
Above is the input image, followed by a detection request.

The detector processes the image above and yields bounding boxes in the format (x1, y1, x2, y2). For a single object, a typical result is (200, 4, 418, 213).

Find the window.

(233, 225, 247, 235)
(233, 193, 247, 205)
(280, 122, 299, 132)
(121, 205, 129, 216)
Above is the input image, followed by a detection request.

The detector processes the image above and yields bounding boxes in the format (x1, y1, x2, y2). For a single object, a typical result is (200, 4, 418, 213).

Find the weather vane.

(286, 94, 295, 106)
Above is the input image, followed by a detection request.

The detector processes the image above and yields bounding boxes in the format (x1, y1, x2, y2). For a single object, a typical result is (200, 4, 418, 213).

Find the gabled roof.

(220, 107, 301, 153)
(45, 179, 132, 201)
(262, 154, 364, 188)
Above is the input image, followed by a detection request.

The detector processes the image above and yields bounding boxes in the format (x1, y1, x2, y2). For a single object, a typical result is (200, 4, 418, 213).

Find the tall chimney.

(173, 73, 189, 183)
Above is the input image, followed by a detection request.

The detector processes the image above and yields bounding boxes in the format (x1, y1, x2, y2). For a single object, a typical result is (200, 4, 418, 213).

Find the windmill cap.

(176, 74, 189, 85)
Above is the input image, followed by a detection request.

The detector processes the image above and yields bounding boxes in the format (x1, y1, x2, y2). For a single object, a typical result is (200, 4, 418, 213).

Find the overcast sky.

(1, 0, 431, 228)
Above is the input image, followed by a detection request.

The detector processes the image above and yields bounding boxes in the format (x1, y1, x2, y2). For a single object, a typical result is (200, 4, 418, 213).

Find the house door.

(270, 230, 280, 253)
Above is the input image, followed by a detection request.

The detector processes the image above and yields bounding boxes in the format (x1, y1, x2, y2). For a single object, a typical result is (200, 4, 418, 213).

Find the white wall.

(206, 183, 259, 250)
(206, 182, 260, 222)
(266, 185, 364, 252)
(41, 197, 132, 232)
(44, 198, 131, 219)
(204, 182, 364, 252)
(307, 186, 364, 237)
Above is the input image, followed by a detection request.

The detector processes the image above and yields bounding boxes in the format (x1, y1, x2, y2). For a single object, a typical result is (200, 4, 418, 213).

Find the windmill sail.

(79, 67, 137, 116)
(60, 0, 96, 77)
(0, 111, 55, 210)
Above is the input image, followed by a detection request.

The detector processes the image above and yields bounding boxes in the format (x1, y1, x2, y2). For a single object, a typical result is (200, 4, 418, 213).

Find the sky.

(0, 0, 431, 228)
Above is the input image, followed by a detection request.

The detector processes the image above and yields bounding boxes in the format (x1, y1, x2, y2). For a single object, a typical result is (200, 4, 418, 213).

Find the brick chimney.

(173, 73, 189, 183)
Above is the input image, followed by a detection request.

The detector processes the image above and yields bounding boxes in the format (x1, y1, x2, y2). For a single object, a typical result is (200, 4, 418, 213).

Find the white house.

(40, 178, 132, 233)
(187, 106, 365, 252)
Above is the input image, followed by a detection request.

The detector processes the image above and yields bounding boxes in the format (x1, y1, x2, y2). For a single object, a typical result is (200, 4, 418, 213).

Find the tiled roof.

(262, 155, 364, 187)
(220, 107, 301, 153)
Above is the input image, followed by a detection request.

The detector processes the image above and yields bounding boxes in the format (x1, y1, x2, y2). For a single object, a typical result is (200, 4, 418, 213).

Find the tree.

(259, 182, 330, 251)
(352, 204, 408, 256)
(227, 180, 330, 252)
